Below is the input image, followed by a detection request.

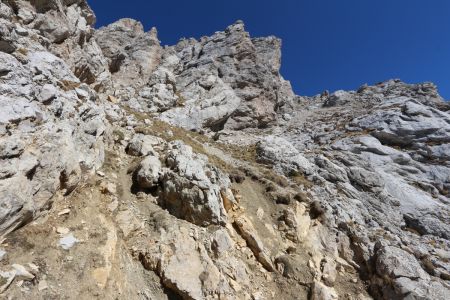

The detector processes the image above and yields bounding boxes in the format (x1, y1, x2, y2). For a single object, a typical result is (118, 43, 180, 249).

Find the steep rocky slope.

(0, 1, 449, 299)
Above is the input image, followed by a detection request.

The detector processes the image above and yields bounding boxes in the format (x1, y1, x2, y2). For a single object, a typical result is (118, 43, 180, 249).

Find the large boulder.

(135, 155, 162, 189)
(126, 133, 163, 157)
(256, 135, 313, 176)
(158, 141, 235, 226)
(323, 90, 354, 107)
(134, 216, 233, 300)
(376, 246, 429, 280)
(374, 245, 450, 299)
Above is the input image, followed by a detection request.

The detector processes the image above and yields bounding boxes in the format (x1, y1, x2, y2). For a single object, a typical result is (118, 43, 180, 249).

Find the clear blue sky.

(89, 0, 450, 100)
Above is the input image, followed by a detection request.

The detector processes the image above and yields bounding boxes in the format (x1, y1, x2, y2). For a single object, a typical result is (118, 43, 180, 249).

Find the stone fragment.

(37, 84, 57, 104)
(321, 258, 337, 287)
(234, 216, 275, 271)
(38, 280, 49, 291)
(135, 155, 162, 189)
(100, 181, 117, 195)
(12, 264, 34, 281)
(59, 234, 79, 250)
(0, 249, 6, 261)
(58, 209, 71, 216)
(126, 134, 162, 156)
(211, 229, 234, 257)
(115, 210, 140, 238)
(311, 281, 338, 300)
(56, 227, 70, 235)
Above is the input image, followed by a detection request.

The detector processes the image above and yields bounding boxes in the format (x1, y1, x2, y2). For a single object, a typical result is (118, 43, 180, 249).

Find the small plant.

(288, 170, 313, 189)
(175, 91, 186, 106)
(59, 80, 81, 91)
(16, 47, 29, 56)
(112, 129, 125, 142)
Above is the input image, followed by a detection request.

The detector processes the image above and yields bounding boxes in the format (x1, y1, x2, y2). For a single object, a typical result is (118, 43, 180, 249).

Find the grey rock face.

(95, 18, 161, 92)
(161, 21, 295, 130)
(0, 1, 105, 236)
(376, 245, 429, 280)
(374, 245, 450, 299)
(243, 79, 450, 299)
(347, 167, 384, 192)
(104, 20, 295, 131)
(256, 135, 313, 176)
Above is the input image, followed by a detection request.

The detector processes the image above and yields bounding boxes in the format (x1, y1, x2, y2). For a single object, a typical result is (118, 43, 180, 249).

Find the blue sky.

(89, 0, 450, 100)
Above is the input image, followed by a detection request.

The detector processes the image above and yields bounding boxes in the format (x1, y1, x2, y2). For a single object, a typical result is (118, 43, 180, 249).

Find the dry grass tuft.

(59, 80, 81, 91)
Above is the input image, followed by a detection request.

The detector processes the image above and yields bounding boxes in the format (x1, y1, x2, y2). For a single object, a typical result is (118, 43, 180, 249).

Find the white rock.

(37, 84, 58, 103)
(256, 135, 313, 175)
(311, 281, 338, 300)
(0, 249, 6, 261)
(38, 280, 49, 291)
(135, 155, 162, 189)
(59, 234, 79, 250)
(210, 229, 234, 256)
(12, 264, 34, 281)
(58, 209, 71, 216)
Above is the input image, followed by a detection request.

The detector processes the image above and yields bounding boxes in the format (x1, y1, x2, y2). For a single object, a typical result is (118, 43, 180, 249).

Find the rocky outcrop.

(159, 21, 295, 130)
(100, 20, 296, 131)
(229, 79, 450, 299)
(2, 0, 111, 91)
(95, 18, 161, 92)
(0, 10, 105, 236)
(123, 131, 236, 228)
(135, 217, 233, 299)
(256, 135, 314, 176)
(372, 244, 449, 299)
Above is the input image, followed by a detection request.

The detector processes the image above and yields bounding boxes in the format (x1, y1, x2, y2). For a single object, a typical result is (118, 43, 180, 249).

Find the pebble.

(56, 227, 70, 235)
(256, 208, 264, 220)
(28, 263, 39, 273)
(58, 208, 71, 216)
(12, 264, 35, 281)
(59, 234, 79, 250)
(108, 199, 119, 212)
(38, 280, 48, 291)
(0, 249, 6, 261)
